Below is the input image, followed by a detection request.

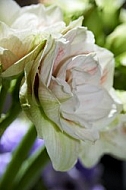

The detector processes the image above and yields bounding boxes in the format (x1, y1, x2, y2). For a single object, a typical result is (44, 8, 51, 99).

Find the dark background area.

(15, 0, 38, 6)
(101, 155, 124, 190)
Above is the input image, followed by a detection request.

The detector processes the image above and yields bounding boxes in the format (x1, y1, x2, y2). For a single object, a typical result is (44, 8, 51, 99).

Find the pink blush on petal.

(53, 47, 65, 75)
(100, 69, 108, 85)
(86, 66, 98, 75)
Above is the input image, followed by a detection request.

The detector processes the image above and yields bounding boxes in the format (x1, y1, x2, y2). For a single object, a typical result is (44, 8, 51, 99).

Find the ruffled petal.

(61, 84, 120, 130)
(60, 116, 99, 142)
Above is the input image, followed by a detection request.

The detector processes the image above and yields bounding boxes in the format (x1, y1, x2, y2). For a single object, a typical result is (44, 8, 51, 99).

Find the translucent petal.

(0, 47, 18, 71)
(2, 42, 44, 77)
(41, 119, 80, 171)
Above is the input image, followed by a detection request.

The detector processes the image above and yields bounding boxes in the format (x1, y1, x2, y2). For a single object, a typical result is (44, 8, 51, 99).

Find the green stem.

(0, 102, 21, 136)
(13, 147, 49, 190)
(0, 74, 23, 136)
(0, 125, 37, 190)
(0, 79, 10, 115)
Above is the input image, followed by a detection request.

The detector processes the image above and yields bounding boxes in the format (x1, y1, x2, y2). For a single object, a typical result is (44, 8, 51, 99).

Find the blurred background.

(0, 0, 125, 190)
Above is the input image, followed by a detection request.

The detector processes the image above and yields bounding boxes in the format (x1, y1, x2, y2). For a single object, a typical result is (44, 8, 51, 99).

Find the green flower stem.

(0, 102, 21, 136)
(11, 74, 23, 102)
(0, 86, 7, 114)
(0, 79, 10, 115)
(0, 125, 37, 190)
(0, 74, 23, 136)
(13, 146, 49, 190)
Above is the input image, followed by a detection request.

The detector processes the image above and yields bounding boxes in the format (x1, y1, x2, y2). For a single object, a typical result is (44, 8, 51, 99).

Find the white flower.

(0, 0, 67, 77)
(0, 21, 46, 77)
(0, 0, 65, 33)
(20, 25, 122, 171)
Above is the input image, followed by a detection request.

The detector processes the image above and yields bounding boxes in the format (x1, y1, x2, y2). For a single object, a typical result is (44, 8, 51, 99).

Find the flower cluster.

(0, 0, 126, 173)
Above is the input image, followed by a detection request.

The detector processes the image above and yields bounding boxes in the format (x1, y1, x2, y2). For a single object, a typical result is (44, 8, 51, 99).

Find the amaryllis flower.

(20, 21, 122, 171)
(0, 0, 66, 78)
(0, 0, 65, 32)
(0, 20, 46, 77)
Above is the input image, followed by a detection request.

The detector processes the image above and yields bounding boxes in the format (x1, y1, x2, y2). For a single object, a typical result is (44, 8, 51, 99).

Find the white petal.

(39, 77, 99, 142)
(79, 114, 126, 167)
(49, 76, 72, 101)
(79, 138, 105, 168)
(60, 116, 99, 141)
(2, 42, 44, 77)
(0, 47, 18, 71)
(0, 0, 20, 26)
(95, 45, 115, 90)
(61, 84, 120, 130)
(42, 119, 80, 171)
(55, 53, 100, 85)
(53, 27, 95, 76)
(38, 79, 62, 130)
(39, 37, 56, 86)
(12, 4, 64, 30)
(102, 114, 126, 160)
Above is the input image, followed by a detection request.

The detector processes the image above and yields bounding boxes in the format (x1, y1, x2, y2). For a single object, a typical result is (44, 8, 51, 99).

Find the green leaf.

(13, 147, 49, 190)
